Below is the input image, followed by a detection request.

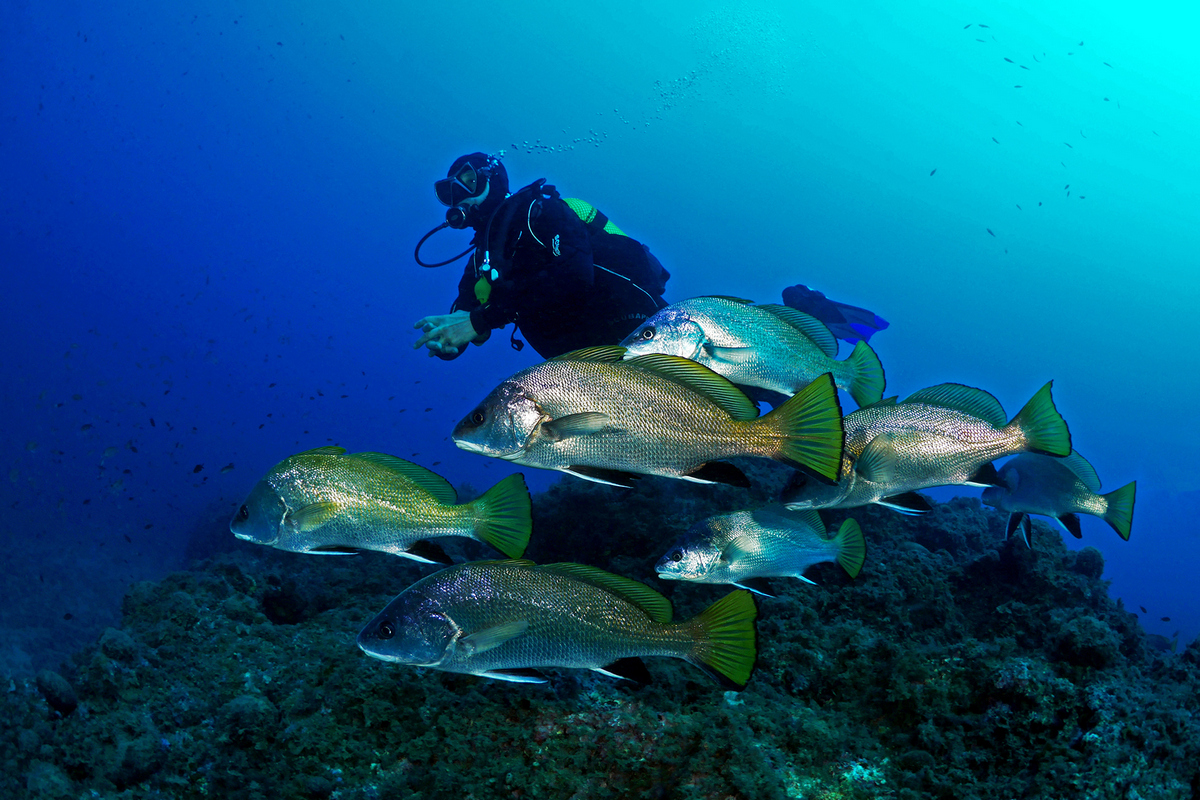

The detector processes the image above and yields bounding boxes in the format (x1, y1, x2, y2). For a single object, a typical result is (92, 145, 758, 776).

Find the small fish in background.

(232, 446, 532, 562)
(453, 346, 845, 489)
(620, 297, 886, 408)
(1104, 62, 1113, 67)
(930, 168, 937, 176)
(357, 560, 758, 688)
(1064, 142, 1074, 149)
(783, 382, 1071, 515)
(993, 137, 1000, 143)
(1004, 57, 1014, 63)
(220, 463, 235, 473)
(656, 506, 865, 596)
(1140, 606, 1148, 613)
(987, 228, 996, 237)
(1162, 616, 1171, 622)
(982, 451, 1136, 545)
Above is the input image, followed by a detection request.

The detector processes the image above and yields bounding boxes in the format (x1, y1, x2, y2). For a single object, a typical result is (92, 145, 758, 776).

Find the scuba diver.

(413, 152, 671, 360)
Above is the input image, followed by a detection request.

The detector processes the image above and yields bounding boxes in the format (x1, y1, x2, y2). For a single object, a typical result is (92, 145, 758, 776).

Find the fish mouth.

(232, 530, 280, 546)
(453, 439, 525, 460)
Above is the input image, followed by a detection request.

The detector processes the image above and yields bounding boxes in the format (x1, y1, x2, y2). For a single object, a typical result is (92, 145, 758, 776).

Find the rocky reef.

(4, 463, 1198, 799)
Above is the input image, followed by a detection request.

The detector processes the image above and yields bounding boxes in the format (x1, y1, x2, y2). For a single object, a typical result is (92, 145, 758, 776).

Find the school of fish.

(231, 293, 1136, 690)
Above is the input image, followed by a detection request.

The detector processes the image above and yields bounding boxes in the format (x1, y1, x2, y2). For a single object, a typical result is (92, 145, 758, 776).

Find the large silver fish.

(357, 560, 758, 688)
(982, 451, 1136, 545)
(656, 505, 865, 596)
(452, 346, 845, 488)
(783, 382, 1071, 514)
(231, 446, 531, 563)
(620, 296, 886, 408)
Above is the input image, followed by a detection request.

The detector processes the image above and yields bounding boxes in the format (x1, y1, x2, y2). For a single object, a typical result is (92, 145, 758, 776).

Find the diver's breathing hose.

(414, 222, 474, 268)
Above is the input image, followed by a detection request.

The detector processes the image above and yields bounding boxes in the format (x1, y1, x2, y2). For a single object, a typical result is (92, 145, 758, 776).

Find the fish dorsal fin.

(538, 563, 673, 623)
(902, 383, 1007, 428)
(755, 304, 838, 357)
(295, 445, 347, 457)
(1061, 450, 1101, 492)
(478, 559, 538, 567)
(625, 353, 759, 421)
(553, 345, 627, 363)
(348, 452, 457, 504)
(752, 504, 826, 537)
(702, 295, 755, 304)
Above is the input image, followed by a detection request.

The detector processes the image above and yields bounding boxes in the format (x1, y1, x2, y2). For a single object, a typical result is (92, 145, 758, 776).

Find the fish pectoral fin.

(1057, 513, 1083, 539)
(561, 466, 639, 488)
(964, 462, 1003, 487)
(306, 545, 361, 555)
(856, 434, 898, 485)
(289, 501, 340, 532)
(405, 540, 453, 565)
(540, 412, 612, 442)
(593, 657, 653, 685)
(461, 620, 530, 656)
(683, 462, 751, 487)
(703, 343, 758, 366)
(733, 577, 777, 597)
(877, 492, 932, 515)
(478, 668, 547, 684)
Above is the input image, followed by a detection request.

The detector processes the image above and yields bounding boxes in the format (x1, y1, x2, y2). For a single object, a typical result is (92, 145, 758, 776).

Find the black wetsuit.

(451, 180, 669, 359)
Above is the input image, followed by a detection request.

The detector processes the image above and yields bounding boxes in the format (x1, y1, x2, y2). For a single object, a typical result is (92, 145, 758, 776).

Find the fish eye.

(377, 620, 395, 640)
(238, 505, 249, 520)
(470, 410, 486, 425)
(639, 326, 655, 340)
(669, 549, 683, 562)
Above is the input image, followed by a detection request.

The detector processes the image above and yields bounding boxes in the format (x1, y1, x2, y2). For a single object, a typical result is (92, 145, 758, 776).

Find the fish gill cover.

(2, 0, 1200, 798)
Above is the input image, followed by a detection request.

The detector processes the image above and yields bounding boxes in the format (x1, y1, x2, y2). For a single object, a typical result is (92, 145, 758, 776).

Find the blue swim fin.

(782, 284, 889, 344)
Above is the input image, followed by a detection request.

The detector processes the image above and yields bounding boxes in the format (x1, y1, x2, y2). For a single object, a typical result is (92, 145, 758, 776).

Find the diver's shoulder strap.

(562, 197, 625, 237)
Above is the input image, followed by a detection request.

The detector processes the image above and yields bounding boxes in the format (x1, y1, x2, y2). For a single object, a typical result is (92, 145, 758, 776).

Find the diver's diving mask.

(434, 162, 482, 207)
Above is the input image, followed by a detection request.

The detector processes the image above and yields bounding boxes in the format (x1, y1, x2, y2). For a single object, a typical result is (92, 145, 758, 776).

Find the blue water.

(3, 0, 1197, 675)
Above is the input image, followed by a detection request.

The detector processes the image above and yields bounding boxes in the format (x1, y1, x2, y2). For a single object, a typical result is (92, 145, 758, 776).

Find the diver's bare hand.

(414, 311, 480, 359)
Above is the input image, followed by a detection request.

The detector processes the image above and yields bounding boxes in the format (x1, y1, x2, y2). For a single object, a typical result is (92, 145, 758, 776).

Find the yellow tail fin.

(766, 373, 845, 484)
(472, 474, 533, 558)
(686, 590, 757, 689)
(834, 518, 867, 578)
(1103, 481, 1136, 541)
